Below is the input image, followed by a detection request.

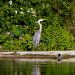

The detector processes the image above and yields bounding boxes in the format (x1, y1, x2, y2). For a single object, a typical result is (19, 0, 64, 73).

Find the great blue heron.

(33, 19, 46, 47)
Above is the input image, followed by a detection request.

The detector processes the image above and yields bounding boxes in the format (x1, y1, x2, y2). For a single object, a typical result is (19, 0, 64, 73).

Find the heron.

(33, 19, 46, 47)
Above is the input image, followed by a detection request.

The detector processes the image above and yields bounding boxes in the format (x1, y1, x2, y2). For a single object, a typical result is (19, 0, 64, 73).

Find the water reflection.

(0, 58, 75, 75)
(32, 65, 40, 75)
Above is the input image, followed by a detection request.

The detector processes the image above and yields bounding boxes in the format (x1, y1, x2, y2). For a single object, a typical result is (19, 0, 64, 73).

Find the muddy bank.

(0, 51, 75, 59)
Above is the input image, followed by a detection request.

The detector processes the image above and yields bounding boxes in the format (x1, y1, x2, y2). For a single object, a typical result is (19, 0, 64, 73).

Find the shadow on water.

(0, 58, 75, 75)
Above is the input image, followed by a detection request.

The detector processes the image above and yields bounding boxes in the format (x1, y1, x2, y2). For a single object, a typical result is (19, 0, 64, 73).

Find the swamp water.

(0, 58, 75, 75)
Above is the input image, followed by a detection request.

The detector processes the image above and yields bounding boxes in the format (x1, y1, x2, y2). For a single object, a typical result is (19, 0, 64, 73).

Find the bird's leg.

(33, 41, 37, 48)
(34, 43, 37, 48)
(37, 43, 39, 47)
(37, 40, 39, 47)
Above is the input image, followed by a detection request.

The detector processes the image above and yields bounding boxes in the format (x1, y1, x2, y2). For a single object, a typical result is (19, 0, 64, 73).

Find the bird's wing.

(33, 30, 41, 41)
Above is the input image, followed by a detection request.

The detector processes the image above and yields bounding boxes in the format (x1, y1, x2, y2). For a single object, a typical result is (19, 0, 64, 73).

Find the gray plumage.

(33, 30, 41, 47)
(56, 53, 63, 61)
(33, 19, 46, 47)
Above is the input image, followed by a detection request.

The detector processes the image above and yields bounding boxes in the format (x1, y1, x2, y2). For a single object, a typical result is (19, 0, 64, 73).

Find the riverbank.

(0, 51, 75, 59)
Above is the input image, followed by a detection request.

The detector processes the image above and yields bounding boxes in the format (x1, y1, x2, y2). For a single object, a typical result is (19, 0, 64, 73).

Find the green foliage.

(0, 0, 75, 51)
(43, 26, 74, 50)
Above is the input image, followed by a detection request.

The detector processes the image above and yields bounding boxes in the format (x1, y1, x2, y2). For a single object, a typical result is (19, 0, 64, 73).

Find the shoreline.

(0, 51, 75, 59)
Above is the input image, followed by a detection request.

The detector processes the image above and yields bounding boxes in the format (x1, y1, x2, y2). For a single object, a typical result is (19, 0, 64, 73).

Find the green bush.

(0, 0, 75, 51)
(42, 26, 74, 50)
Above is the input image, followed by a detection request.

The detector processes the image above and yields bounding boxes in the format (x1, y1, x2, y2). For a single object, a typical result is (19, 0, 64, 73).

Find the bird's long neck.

(39, 23, 42, 32)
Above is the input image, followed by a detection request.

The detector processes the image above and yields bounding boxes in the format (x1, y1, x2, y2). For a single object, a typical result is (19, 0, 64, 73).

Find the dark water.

(0, 58, 75, 75)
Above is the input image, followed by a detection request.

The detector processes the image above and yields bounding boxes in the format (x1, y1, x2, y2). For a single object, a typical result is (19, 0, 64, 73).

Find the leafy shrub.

(42, 26, 74, 50)
(0, 0, 75, 51)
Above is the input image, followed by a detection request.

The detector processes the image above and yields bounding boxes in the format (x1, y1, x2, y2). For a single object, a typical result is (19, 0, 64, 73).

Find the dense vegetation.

(0, 0, 75, 51)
